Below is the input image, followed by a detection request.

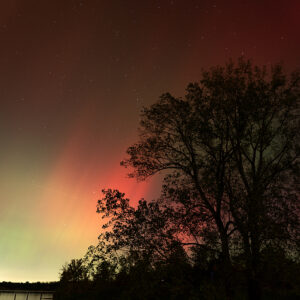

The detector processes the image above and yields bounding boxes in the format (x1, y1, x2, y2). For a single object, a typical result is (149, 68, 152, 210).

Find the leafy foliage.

(96, 189, 181, 263)
(60, 259, 89, 283)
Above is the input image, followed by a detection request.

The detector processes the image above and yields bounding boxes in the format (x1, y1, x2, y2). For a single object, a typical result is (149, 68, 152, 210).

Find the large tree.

(121, 58, 300, 299)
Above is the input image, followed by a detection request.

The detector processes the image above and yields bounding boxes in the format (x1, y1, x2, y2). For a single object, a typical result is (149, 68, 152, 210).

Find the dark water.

(0, 291, 53, 300)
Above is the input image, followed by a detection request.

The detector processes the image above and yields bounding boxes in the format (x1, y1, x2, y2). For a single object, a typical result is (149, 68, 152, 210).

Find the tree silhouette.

(121, 58, 300, 299)
(58, 58, 299, 300)
(96, 189, 180, 263)
(60, 259, 89, 283)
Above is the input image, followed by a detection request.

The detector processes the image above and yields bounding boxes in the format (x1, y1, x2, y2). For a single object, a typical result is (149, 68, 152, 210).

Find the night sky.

(0, 0, 299, 282)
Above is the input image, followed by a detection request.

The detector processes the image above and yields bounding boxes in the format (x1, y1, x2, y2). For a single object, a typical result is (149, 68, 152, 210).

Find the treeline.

(55, 247, 300, 299)
(0, 281, 58, 291)
(56, 58, 300, 300)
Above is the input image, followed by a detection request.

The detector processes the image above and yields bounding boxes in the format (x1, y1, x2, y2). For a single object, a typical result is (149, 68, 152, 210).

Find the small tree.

(58, 259, 90, 300)
(60, 259, 89, 283)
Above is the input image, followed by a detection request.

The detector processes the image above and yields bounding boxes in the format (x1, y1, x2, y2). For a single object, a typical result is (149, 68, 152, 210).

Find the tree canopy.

(58, 58, 300, 300)
(120, 58, 300, 299)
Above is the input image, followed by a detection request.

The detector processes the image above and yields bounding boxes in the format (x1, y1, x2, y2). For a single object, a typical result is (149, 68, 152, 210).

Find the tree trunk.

(219, 230, 234, 299)
(246, 267, 261, 300)
(244, 234, 261, 300)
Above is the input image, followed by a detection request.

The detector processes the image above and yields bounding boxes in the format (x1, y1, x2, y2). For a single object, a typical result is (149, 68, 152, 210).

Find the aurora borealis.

(0, 0, 299, 282)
